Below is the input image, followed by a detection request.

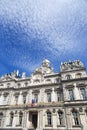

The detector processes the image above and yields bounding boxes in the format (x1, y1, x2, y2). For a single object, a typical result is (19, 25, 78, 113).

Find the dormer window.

(66, 75, 72, 80)
(76, 73, 82, 78)
(46, 79, 52, 84)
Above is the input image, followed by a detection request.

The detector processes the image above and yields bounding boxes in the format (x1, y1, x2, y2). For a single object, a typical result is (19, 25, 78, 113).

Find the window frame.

(19, 112, 23, 126)
(47, 93, 51, 102)
(47, 111, 52, 126)
(0, 113, 3, 127)
(58, 111, 64, 126)
(9, 112, 14, 126)
(80, 87, 87, 100)
(68, 89, 74, 101)
(72, 110, 80, 126)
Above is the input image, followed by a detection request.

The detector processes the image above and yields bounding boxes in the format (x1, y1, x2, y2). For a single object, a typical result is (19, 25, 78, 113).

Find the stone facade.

(0, 59, 87, 130)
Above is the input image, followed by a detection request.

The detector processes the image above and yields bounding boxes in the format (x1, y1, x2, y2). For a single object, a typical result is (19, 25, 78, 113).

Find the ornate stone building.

(0, 59, 87, 130)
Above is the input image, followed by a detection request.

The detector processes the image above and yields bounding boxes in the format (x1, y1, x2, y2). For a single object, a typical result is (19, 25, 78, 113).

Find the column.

(29, 90, 32, 104)
(26, 111, 29, 129)
(13, 112, 18, 127)
(38, 111, 40, 129)
(26, 92, 29, 104)
(63, 86, 68, 101)
(39, 110, 43, 129)
(52, 112, 57, 128)
(52, 88, 55, 102)
(18, 91, 23, 104)
(74, 83, 80, 100)
(0, 92, 4, 105)
(10, 92, 15, 105)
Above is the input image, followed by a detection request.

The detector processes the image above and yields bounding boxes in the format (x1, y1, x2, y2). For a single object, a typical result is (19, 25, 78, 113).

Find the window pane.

(23, 95, 26, 104)
(68, 89, 74, 101)
(10, 113, 14, 126)
(72, 111, 79, 125)
(34, 94, 38, 103)
(58, 111, 63, 125)
(19, 112, 23, 125)
(57, 92, 61, 101)
(47, 112, 51, 125)
(80, 88, 87, 100)
(0, 113, 3, 126)
(47, 93, 51, 102)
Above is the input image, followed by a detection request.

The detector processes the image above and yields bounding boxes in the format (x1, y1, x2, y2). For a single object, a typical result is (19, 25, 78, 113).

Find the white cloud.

(0, 0, 87, 72)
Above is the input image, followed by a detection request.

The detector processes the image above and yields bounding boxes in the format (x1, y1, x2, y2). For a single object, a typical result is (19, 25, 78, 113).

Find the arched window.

(66, 75, 72, 80)
(58, 110, 64, 125)
(0, 112, 3, 126)
(9, 112, 14, 126)
(55, 78, 60, 83)
(34, 79, 40, 84)
(72, 110, 79, 126)
(19, 112, 23, 126)
(47, 111, 52, 126)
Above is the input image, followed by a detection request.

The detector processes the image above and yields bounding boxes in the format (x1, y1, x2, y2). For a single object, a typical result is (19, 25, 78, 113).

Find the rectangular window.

(15, 95, 18, 104)
(68, 89, 74, 101)
(47, 112, 51, 125)
(23, 95, 26, 104)
(47, 93, 51, 102)
(34, 94, 38, 103)
(57, 92, 62, 101)
(3, 95, 7, 105)
(80, 88, 87, 100)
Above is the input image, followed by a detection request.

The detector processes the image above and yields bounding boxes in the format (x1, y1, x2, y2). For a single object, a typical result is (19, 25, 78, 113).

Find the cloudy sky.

(0, 0, 87, 76)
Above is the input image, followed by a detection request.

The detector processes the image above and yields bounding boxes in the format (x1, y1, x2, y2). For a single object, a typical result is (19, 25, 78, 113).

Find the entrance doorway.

(32, 113, 38, 128)
(29, 112, 38, 129)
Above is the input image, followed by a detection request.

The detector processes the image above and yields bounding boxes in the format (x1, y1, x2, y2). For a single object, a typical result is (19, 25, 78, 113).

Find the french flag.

(31, 99, 35, 106)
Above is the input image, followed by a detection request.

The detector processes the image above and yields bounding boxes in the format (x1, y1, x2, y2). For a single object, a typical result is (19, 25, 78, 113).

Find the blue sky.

(0, 0, 87, 76)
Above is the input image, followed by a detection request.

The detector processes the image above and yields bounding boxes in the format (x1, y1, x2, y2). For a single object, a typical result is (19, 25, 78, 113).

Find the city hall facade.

(0, 59, 87, 130)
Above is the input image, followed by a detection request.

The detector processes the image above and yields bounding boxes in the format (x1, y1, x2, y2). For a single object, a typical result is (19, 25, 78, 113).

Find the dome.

(42, 59, 50, 64)
(42, 59, 50, 67)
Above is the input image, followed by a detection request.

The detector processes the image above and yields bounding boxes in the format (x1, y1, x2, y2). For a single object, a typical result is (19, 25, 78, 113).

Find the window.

(15, 95, 19, 104)
(19, 112, 23, 126)
(80, 88, 87, 100)
(3, 94, 7, 104)
(58, 111, 63, 125)
(76, 73, 82, 78)
(9, 112, 14, 126)
(85, 109, 87, 116)
(34, 94, 38, 103)
(66, 75, 72, 80)
(46, 79, 52, 83)
(72, 110, 79, 126)
(47, 93, 51, 102)
(68, 89, 74, 101)
(55, 78, 60, 83)
(0, 113, 3, 126)
(57, 92, 62, 101)
(47, 111, 52, 125)
(23, 95, 26, 104)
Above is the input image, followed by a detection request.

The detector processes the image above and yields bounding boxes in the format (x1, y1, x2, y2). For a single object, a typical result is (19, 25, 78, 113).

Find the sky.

(0, 0, 87, 77)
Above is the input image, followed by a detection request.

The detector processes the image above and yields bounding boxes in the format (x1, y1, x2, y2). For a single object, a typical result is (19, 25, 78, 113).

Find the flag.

(31, 99, 35, 107)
